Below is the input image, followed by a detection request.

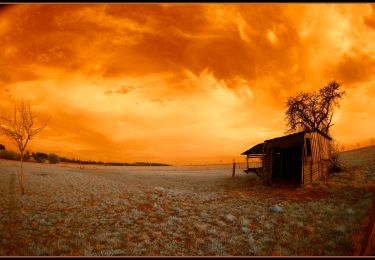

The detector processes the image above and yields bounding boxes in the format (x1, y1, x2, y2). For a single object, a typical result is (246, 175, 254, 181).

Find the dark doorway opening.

(271, 145, 302, 185)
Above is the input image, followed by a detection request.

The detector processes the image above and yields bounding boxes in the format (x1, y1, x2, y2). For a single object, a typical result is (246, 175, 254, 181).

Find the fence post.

(232, 161, 236, 177)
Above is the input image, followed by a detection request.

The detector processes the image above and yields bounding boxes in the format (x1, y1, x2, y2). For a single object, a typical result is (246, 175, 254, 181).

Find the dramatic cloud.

(333, 50, 375, 84)
(0, 4, 374, 164)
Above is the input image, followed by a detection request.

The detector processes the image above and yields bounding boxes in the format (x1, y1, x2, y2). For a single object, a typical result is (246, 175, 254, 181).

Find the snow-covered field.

(0, 149, 374, 256)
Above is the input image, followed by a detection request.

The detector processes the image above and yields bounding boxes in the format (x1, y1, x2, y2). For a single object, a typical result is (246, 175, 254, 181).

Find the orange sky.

(0, 4, 374, 165)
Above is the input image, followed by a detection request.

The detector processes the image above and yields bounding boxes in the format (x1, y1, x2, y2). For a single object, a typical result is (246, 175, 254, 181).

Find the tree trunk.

(19, 152, 25, 195)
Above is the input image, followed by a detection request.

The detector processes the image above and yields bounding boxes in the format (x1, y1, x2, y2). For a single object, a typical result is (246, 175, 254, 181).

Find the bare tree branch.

(285, 81, 345, 135)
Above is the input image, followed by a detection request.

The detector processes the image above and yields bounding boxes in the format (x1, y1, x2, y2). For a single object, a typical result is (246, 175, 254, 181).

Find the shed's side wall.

(303, 132, 331, 184)
(311, 132, 331, 161)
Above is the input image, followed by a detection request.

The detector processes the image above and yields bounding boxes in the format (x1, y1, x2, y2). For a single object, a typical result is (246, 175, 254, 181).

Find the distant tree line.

(0, 145, 170, 166)
(103, 162, 171, 166)
(0, 147, 59, 164)
(59, 156, 104, 165)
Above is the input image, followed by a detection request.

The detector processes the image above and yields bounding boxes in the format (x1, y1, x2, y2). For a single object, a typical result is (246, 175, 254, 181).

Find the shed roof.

(241, 130, 332, 155)
(264, 130, 332, 143)
(241, 143, 264, 155)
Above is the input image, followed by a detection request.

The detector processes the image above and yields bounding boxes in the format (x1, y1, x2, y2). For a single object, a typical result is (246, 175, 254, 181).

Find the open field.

(0, 147, 375, 256)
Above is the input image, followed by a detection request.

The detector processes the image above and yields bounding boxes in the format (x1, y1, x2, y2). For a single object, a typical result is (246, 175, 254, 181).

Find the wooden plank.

(304, 164, 311, 184)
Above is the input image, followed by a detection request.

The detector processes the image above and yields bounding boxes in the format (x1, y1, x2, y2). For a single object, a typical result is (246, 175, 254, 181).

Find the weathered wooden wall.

(310, 132, 331, 161)
(303, 132, 331, 184)
(262, 131, 331, 185)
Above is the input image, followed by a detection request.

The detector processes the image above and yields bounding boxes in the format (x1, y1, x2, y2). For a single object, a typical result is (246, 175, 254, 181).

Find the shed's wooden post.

(232, 160, 236, 177)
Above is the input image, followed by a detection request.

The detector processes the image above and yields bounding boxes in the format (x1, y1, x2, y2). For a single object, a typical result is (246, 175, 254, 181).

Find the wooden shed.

(242, 130, 332, 185)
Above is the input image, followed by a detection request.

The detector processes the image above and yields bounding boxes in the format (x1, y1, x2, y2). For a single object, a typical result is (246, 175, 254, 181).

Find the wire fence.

(234, 162, 262, 170)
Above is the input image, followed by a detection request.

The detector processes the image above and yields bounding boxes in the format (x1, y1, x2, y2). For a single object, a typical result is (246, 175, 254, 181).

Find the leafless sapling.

(0, 101, 48, 195)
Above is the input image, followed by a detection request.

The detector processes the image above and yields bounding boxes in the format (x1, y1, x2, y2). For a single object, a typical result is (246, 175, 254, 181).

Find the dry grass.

(0, 147, 374, 256)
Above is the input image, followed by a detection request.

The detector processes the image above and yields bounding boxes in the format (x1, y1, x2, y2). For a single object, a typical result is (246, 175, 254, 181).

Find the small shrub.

(329, 143, 343, 173)
(48, 153, 60, 164)
(33, 152, 48, 163)
(329, 161, 343, 173)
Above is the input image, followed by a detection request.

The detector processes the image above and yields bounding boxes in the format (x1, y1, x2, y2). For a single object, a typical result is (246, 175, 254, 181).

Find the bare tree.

(285, 81, 345, 135)
(0, 101, 48, 195)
